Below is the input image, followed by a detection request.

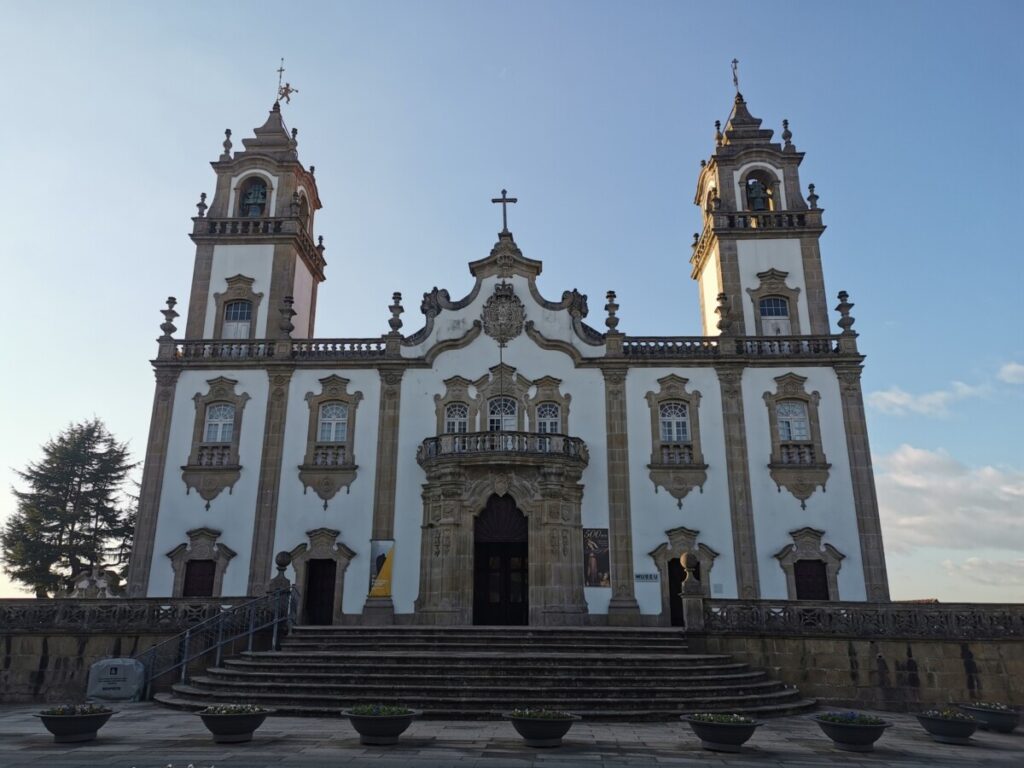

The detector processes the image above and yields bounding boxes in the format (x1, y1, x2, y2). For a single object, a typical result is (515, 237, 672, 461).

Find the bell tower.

(691, 92, 829, 337)
(184, 102, 325, 340)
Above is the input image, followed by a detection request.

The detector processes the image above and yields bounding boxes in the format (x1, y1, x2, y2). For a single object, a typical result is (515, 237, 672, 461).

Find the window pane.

(488, 397, 516, 431)
(318, 402, 348, 442)
(204, 403, 234, 443)
(445, 402, 469, 434)
(759, 296, 789, 317)
(658, 402, 689, 442)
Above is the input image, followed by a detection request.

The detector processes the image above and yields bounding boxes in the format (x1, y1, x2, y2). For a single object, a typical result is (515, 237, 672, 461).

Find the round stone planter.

(505, 713, 581, 748)
(958, 705, 1020, 733)
(915, 713, 977, 745)
(197, 710, 273, 744)
(813, 717, 891, 752)
(343, 710, 420, 745)
(682, 716, 763, 753)
(34, 711, 114, 743)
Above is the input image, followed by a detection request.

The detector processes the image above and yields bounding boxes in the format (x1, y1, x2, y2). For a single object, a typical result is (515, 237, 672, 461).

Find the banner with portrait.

(583, 528, 610, 587)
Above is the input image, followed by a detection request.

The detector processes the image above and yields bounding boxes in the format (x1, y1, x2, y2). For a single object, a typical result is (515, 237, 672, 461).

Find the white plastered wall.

(203, 244, 275, 337)
(394, 331, 610, 615)
(148, 369, 269, 596)
(736, 239, 809, 334)
(741, 367, 866, 600)
(290, 261, 315, 338)
(625, 368, 736, 610)
(274, 369, 381, 616)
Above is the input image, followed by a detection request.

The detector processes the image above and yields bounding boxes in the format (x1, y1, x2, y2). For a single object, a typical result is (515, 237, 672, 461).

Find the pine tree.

(2, 419, 137, 596)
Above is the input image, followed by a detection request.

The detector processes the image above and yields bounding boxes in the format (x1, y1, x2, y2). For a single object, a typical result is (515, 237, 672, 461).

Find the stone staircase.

(155, 625, 815, 720)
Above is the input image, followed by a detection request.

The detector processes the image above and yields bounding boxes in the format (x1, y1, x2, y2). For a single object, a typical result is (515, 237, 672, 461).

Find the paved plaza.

(0, 703, 1020, 767)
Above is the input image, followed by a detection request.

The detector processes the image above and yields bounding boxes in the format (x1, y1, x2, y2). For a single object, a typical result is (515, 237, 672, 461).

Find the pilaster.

(601, 366, 641, 624)
(363, 367, 404, 623)
(246, 366, 294, 595)
(126, 366, 181, 597)
(715, 365, 761, 598)
(836, 365, 891, 601)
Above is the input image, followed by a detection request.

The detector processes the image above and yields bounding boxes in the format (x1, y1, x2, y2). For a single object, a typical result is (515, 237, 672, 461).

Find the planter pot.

(958, 706, 1019, 734)
(505, 714, 581, 748)
(682, 716, 763, 753)
(197, 710, 273, 744)
(343, 710, 420, 746)
(915, 714, 977, 745)
(813, 718, 891, 752)
(34, 711, 114, 743)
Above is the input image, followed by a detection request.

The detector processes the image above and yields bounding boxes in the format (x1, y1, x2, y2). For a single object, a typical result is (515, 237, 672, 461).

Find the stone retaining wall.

(697, 634, 1024, 710)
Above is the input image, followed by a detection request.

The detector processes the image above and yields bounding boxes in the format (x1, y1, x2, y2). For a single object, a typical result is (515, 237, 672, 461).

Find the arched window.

(318, 402, 348, 442)
(776, 400, 812, 464)
(536, 402, 560, 434)
(239, 178, 268, 217)
(759, 296, 791, 336)
(659, 402, 690, 443)
(488, 397, 516, 432)
(204, 403, 235, 443)
(298, 194, 310, 230)
(445, 403, 469, 434)
(222, 300, 252, 339)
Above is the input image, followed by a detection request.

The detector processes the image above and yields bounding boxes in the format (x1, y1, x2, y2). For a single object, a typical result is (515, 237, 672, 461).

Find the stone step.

(241, 650, 735, 664)
(209, 666, 767, 685)
(188, 673, 785, 699)
(161, 684, 808, 719)
(279, 639, 688, 653)
(289, 625, 688, 638)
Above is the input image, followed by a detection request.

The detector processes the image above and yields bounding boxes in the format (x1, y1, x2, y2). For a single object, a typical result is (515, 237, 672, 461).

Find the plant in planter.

(682, 713, 763, 753)
(958, 702, 1020, 733)
(813, 711, 892, 752)
(196, 703, 274, 744)
(342, 704, 420, 746)
(915, 708, 977, 745)
(505, 708, 581, 748)
(35, 704, 115, 743)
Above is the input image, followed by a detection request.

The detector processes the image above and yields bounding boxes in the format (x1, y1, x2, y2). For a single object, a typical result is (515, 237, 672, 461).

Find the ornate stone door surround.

(288, 527, 356, 625)
(414, 462, 589, 626)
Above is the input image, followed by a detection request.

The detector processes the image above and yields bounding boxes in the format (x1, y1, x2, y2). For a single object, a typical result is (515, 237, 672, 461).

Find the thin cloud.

(942, 558, 1024, 587)
(997, 362, 1024, 384)
(876, 445, 1024, 555)
(867, 381, 987, 417)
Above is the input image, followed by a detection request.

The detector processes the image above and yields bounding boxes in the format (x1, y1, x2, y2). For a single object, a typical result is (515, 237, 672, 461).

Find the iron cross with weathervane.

(276, 58, 299, 104)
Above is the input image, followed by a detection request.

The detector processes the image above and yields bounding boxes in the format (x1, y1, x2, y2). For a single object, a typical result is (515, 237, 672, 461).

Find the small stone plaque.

(86, 658, 145, 701)
(635, 573, 659, 582)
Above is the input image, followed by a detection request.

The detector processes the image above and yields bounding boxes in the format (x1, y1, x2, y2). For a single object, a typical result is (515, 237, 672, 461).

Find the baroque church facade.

(126, 92, 890, 626)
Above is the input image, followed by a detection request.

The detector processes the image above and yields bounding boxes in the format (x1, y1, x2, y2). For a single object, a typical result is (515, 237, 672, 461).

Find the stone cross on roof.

(491, 189, 517, 233)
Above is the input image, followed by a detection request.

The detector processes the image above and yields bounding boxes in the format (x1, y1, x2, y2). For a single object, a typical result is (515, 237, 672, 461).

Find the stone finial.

(781, 119, 793, 149)
(604, 291, 620, 331)
(279, 295, 296, 337)
(388, 292, 404, 333)
(220, 129, 233, 161)
(290, 192, 301, 217)
(291, 127, 298, 141)
(715, 293, 734, 336)
(317, 235, 325, 256)
(711, 188, 721, 210)
(807, 183, 819, 210)
(309, 165, 315, 177)
(692, 232, 700, 249)
(714, 120, 723, 147)
(268, 550, 292, 591)
(195, 192, 207, 218)
(835, 291, 856, 335)
(700, 159, 706, 168)
(159, 297, 179, 340)
(681, 552, 703, 595)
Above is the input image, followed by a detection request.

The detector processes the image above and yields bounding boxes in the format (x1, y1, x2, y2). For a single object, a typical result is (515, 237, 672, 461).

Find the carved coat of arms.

(481, 283, 525, 344)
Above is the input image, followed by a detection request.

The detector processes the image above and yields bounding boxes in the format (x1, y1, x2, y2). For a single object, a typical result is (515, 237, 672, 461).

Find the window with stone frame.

(763, 374, 831, 509)
(745, 269, 801, 337)
(774, 527, 845, 601)
(644, 375, 708, 508)
(166, 527, 236, 598)
(181, 377, 249, 508)
(239, 176, 268, 217)
(212, 275, 263, 340)
(299, 376, 363, 508)
(536, 402, 561, 434)
(488, 396, 517, 432)
(444, 402, 470, 434)
(222, 300, 253, 339)
(759, 296, 792, 336)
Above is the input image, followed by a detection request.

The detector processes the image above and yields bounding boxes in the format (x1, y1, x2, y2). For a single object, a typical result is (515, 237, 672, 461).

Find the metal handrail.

(134, 587, 298, 697)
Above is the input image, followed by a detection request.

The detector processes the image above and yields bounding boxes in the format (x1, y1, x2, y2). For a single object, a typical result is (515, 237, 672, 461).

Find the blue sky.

(0, 1, 1021, 601)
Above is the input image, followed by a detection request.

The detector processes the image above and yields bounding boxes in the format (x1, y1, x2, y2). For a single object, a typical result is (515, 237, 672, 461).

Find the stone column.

(363, 367, 404, 623)
(126, 366, 181, 597)
(247, 367, 294, 595)
(601, 366, 641, 624)
(716, 365, 761, 598)
(836, 365, 891, 601)
(534, 466, 587, 626)
(414, 466, 467, 625)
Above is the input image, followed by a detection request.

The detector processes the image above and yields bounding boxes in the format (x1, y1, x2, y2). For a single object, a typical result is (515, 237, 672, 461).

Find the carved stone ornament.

(645, 375, 708, 508)
(774, 526, 844, 600)
(181, 377, 250, 509)
(298, 375, 363, 509)
(763, 373, 831, 509)
(166, 527, 236, 597)
(481, 283, 525, 344)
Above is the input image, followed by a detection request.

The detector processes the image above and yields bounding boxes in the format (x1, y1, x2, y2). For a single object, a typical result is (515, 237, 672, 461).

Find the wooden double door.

(473, 494, 529, 625)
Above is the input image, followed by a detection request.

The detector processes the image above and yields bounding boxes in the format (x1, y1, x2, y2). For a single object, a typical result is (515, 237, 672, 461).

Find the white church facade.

(126, 93, 890, 625)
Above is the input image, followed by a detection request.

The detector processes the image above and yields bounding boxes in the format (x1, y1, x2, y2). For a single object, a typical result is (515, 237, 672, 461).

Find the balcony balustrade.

(417, 431, 588, 468)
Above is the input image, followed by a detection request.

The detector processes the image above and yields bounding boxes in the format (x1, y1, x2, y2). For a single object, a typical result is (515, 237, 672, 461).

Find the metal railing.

(418, 432, 588, 463)
(134, 587, 298, 697)
(0, 597, 248, 632)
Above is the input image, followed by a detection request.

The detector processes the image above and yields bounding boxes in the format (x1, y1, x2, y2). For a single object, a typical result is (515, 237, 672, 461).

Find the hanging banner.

(368, 540, 394, 597)
(583, 528, 610, 587)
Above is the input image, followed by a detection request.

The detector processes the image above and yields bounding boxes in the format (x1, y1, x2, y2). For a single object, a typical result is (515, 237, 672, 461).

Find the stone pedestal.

(361, 596, 396, 625)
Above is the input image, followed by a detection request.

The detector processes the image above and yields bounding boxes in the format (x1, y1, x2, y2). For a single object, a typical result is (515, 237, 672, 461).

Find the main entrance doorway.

(473, 494, 528, 625)
(304, 558, 337, 625)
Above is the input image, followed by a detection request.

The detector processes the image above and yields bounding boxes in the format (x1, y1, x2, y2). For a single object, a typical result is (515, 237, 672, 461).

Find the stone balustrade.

(0, 597, 248, 633)
(622, 335, 839, 359)
(290, 339, 388, 360)
(703, 599, 1024, 640)
(418, 431, 588, 466)
(192, 217, 325, 275)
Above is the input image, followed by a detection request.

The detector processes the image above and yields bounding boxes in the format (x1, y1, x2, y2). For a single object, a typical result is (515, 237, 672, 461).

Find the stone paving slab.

(0, 703, 1020, 767)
